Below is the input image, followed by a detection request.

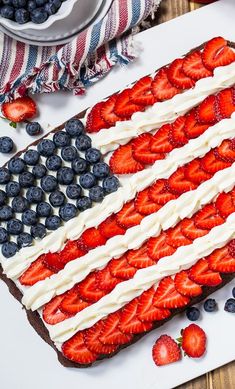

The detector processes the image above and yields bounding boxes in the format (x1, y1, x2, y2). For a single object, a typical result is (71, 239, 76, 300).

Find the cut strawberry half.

(194, 204, 224, 230)
(215, 139, 235, 163)
(42, 295, 71, 325)
(100, 95, 120, 125)
(19, 257, 54, 286)
(148, 179, 177, 205)
(153, 276, 190, 309)
(217, 88, 235, 119)
(78, 273, 105, 303)
(185, 159, 212, 184)
(152, 334, 181, 366)
(134, 188, 161, 216)
(81, 227, 107, 249)
(180, 218, 208, 240)
(147, 232, 176, 261)
(174, 270, 202, 297)
(137, 287, 171, 322)
(119, 299, 153, 334)
(114, 89, 144, 118)
(189, 258, 222, 286)
(196, 95, 219, 124)
(202, 36, 235, 70)
(167, 166, 197, 194)
(200, 150, 230, 174)
(2, 96, 36, 123)
(99, 311, 133, 345)
(59, 240, 87, 265)
(150, 124, 174, 153)
(109, 143, 144, 174)
(62, 332, 98, 364)
(182, 50, 213, 81)
(167, 58, 195, 89)
(96, 266, 121, 292)
(84, 322, 118, 355)
(166, 223, 192, 248)
(132, 133, 163, 164)
(116, 201, 143, 229)
(151, 67, 179, 101)
(42, 252, 64, 272)
(59, 286, 90, 315)
(99, 214, 126, 239)
(169, 116, 188, 146)
(181, 324, 206, 358)
(184, 109, 209, 139)
(130, 76, 155, 106)
(127, 245, 155, 269)
(86, 102, 110, 133)
(109, 256, 137, 280)
(208, 246, 235, 273)
(215, 192, 235, 218)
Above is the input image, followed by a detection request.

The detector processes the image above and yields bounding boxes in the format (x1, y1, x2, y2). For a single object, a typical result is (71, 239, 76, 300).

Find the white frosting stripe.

(50, 213, 235, 343)
(21, 163, 235, 311)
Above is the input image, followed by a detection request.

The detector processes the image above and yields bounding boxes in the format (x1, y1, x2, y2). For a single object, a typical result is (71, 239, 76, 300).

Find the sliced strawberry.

(167, 166, 197, 194)
(152, 334, 181, 366)
(167, 58, 195, 89)
(127, 245, 155, 269)
(169, 116, 188, 146)
(96, 266, 121, 292)
(132, 133, 163, 164)
(62, 332, 98, 364)
(194, 204, 224, 230)
(86, 102, 109, 133)
(134, 188, 161, 216)
(119, 299, 153, 334)
(42, 295, 71, 325)
(84, 322, 118, 355)
(60, 286, 90, 315)
(99, 215, 126, 239)
(151, 68, 179, 101)
(137, 287, 171, 322)
(174, 270, 202, 297)
(100, 95, 120, 125)
(181, 324, 206, 358)
(215, 139, 235, 163)
(114, 89, 143, 118)
(166, 223, 192, 248)
(180, 218, 208, 240)
(78, 273, 105, 303)
(109, 256, 137, 280)
(42, 252, 64, 272)
(184, 109, 209, 139)
(202, 36, 235, 70)
(116, 201, 143, 228)
(215, 192, 235, 218)
(201, 150, 230, 174)
(130, 76, 155, 106)
(59, 240, 87, 265)
(196, 95, 218, 124)
(217, 88, 235, 119)
(2, 96, 36, 123)
(189, 258, 222, 286)
(150, 124, 174, 153)
(149, 179, 177, 205)
(109, 143, 144, 174)
(19, 257, 54, 286)
(182, 50, 213, 81)
(208, 246, 235, 273)
(228, 239, 235, 257)
(147, 233, 176, 261)
(153, 276, 190, 309)
(81, 227, 107, 250)
(99, 311, 133, 345)
(185, 159, 212, 184)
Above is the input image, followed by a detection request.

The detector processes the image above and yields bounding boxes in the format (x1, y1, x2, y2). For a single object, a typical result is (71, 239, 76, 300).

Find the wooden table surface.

(152, 1, 235, 389)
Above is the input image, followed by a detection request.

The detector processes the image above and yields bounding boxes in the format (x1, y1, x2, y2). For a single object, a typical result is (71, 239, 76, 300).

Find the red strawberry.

(180, 218, 208, 240)
(2, 96, 36, 123)
(147, 232, 176, 261)
(109, 256, 137, 280)
(100, 95, 120, 125)
(228, 239, 235, 257)
(182, 50, 212, 81)
(181, 324, 206, 358)
(78, 273, 105, 303)
(99, 215, 126, 239)
(174, 270, 202, 297)
(184, 109, 209, 139)
(149, 179, 177, 205)
(132, 133, 163, 164)
(59, 240, 87, 265)
(86, 102, 110, 133)
(151, 68, 179, 101)
(217, 88, 235, 119)
(42, 295, 71, 325)
(189, 258, 222, 286)
(167, 58, 195, 89)
(200, 150, 230, 174)
(194, 204, 224, 230)
(42, 252, 64, 272)
(114, 89, 143, 118)
(152, 335, 181, 366)
(166, 224, 192, 248)
(208, 246, 235, 273)
(127, 245, 155, 268)
(59, 286, 90, 315)
(19, 257, 54, 286)
(153, 276, 190, 309)
(185, 159, 212, 184)
(169, 116, 188, 146)
(99, 311, 133, 345)
(119, 299, 153, 334)
(134, 188, 161, 216)
(202, 36, 235, 70)
(215, 139, 235, 163)
(137, 287, 171, 322)
(196, 95, 219, 124)
(62, 332, 98, 364)
(130, 76, 155, 106)
(150, 124, 174, 153)
(167, 166, 197, 194)
(109, 143, 144, 174)
(96, 266, 121, 292)
(215, 192, 235, 218)
(116, 201, 143, 228)
(84, 322, 118, 355)
(81, 227, 107, 249)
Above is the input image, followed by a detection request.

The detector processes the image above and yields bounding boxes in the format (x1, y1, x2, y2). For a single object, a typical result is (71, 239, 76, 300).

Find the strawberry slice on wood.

(134, 188, 161, 216)
(81, 227, 107, 249)
(167, 58, 195, 89)
(42, 294, 71, 325)
(100, 95, 120, 125)
(59, 286, 90, 315)
(130, 76, 155, 106)
(119, 299, 153, 334)
(180, 218, 208, 240)
(132, 133, 164, 164)
(167, 166, 197, 194)
(202, 36, 235, 70)
(96, 266, 121, 292)
(152, 335, 181, 366)
(196, 95, 219, 124)
(151, 67, 180, 101)
(215, 192, 235, 218)
(127, 245, 155, 269)
(2, 96, 36, 123)
(114, 89, 144, 118)
(150, 124, 174, 153)
(137, 287, 171, 322)
(182, 50, 213, 81)
(217, 88, 235, 119)
(215, 139, 235, 163)
(184, 109, 209, 139)
(153, 276, 190, 309)
(86, 102, 110, 133)
(62, 332, 98, 364)
(200, 150, 230, 174)
(109, 143, 144, 174)
(116, 201, 143, 228)
(84, 322, 118, 355)
(166, 223, 192, 248)
(181, 324, 206, 358)
(208, 245, 235, 273)
(185, 159, 212, 184)
(194, 204, 224, 230)
(19, 257, 54, 286)
(78, 273, 105, 303)
(99, 311, 133, 345)
(99, 214, 126, 239)
(189, 258, 222, 286)
(169, 116, 188, 146)
(174, 270, 202, 297)
(109, 256, 137, 280)
(148, 179, 177, 205)
(147, 232, 176, 261)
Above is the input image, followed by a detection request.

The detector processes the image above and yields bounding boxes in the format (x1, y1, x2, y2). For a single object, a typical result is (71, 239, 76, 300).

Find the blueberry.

(8, 157, 25, 174)
(30, 223, 46, 239)
(7, 219, 23, 235)
(85, 148, 101, 164)
(2, 0, 13, 4)
(41, 175, 58, 192)
(45, 215, 61, 230)
(36, 202, 52, 217)
(0, 227, 8, 243)
(36, 0, 46, 5)
(186, 307, 200, 321)
(0, 205, 13, 221)
(49, 190, 65, 207)
(50, 0, 61, 10)
(66, 184, 82, 200)
(26, 186, 44, 203)
(12, 0, 26, 7)
(75, 135, 91, 151)
(102, 176, 119, 194)
(0, 167, 11, 184)
(32, 164, 46, 178)
(24, 149, 40, 165)
(30, 7, 48, 23)
(37, 139, 56, 157)
(89, 186, 104, 202)
(2, 242, 18, 258)
(53, 131, 70, 148)
(57, 167, 74, 185)
(19, 171, 35, 188)
(204, 298, 217, 312)
(61, 146, 78, 162)
(93, 162, 110, 179)
(0, 190, 7, 206)
(79, 172, 96, 189)
(59, 203, 77, 221)
(0, 5, 14, 20)
(15, 8, 29, 23)
(44, 2, 56, 14)
(22, 209, 38, 226)
(65, 118, 84, 137)
(46, 155, 62, 171)
(12, 196, 28, 213)
(232, 287, 235, 298)
(17, 232, 33, 248)
(26, 121, 41, 136)
(224, 298, 235, 313)
(76, 196, 92, 211)
(72, 157, 88, 174)
(6, 181, 21, 197)
(27, 0, 36, 12)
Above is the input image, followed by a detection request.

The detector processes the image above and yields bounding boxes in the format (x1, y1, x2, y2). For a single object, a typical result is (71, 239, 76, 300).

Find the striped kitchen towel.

(0, 0, 161, 104)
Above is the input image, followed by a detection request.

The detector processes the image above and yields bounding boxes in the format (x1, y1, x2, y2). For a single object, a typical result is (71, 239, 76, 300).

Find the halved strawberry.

(182, 50, 212, 81)
(200, 150, 230, 173)
(208, 246, 235, 273)
(62, 332, 98, 364)
(19, 257, 54, 286)
(116, 201, 143, 228)
(169, 116, 188, 146)
(150, 124, 174, 153)
(217, 88, 235, 119)
(78, 273, 105, 303)
(181, 324, 206, 358)
(151, 67, 179, 101)
(109, 143, 144, 174)
(166, 223, 192, 248)
(202, 36, 235, 70)
(189, 258, 222, 286)
(152, 334, 181, 366)
(114, 89, 143, 118)
(167, 58, 195, 89)
(215, 192, 235, 218)
(185, 159, 212, 184)
(42, 252, 64, 272)
(99, 311, 133, 345)
(153, 276, 190, 309)
(84, 322, 118, 355)
(137, 287, 171, 322)
(132, 133, 163, 164)
(196, 95, 218, 124)
(100, 95, 120, 125)
(174, 270, 202, 297)
(119, 299, 153, 334)
(194, 204, 224, 230)
(149, 179, 177, 205)
(180, 218, 208, 240)
(59, 286, 90, 315)
(130, 76, 155, 106)
(99, 215, 126, 239)
(96, 266, 121, 292)
(86, 102, 109, 133)
(147, 232, 176, 261)
(109, 256, 137, 280)
(81, 227, 107, 249)
(59, 240, 87, 265)
(127, 245, 155, 269)
(2, 96, 36, 123)
(42, 295, 71, 325)
(215, 139, 235, 163)
(134, 188, 161, 216)
(184, 109, 209, 139)
(167, 166, 197, 194)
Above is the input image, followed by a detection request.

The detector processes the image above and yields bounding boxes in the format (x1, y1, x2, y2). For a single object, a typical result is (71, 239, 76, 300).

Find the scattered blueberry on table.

(186, 307, 200, 322)
(203, 298, 217, 312)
